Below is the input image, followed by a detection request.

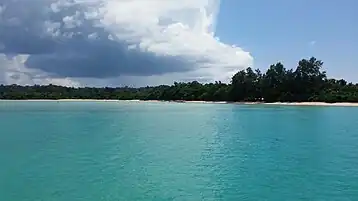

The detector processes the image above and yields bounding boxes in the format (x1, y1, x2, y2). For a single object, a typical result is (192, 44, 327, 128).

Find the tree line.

(1, 57, 357, 102)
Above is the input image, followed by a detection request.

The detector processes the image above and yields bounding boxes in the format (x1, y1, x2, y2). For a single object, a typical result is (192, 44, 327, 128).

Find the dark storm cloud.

(25, 37, 191, 78)
(0, 0, 194, 78)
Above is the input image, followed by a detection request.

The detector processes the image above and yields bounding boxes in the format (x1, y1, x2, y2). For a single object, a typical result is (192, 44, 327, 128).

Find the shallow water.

(1, 101, 358, 201)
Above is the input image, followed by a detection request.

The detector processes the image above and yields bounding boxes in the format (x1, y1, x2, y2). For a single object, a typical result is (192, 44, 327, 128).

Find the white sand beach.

(139, 100, 358, 106)
(175, 101, 358, 107)
(0, 99, 122, 102)
(1, 99, 358, 106)
(262, 102, 358, 107)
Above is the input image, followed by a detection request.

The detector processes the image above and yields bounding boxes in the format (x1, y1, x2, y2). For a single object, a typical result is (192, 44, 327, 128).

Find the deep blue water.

(0, 101, 358, 201)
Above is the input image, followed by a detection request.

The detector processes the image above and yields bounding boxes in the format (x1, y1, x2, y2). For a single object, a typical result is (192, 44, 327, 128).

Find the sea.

(0, 101, 358, 201)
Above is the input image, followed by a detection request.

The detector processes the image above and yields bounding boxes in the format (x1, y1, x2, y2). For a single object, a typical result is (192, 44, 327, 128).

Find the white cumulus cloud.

(0, 0, 253, 87)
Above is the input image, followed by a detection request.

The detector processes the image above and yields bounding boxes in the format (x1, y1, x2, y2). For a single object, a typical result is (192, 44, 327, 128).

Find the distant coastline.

(1, 99, 358, 107)
(1, 57, 358, 103)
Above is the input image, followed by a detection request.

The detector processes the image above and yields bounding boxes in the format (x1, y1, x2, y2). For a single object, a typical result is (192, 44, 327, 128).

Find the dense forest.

(1, 57, 357, 103)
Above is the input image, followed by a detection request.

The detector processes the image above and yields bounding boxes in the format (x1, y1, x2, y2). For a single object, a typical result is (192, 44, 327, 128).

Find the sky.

(216, 0, 357, 82)
(0, 0, 356, 87)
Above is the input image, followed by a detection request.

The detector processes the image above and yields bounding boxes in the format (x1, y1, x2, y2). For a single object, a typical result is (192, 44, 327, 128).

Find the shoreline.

(1, 99, 358, 106)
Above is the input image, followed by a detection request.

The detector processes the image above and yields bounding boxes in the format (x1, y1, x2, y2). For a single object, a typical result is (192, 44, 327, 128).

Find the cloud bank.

(0, 0, 253, 87)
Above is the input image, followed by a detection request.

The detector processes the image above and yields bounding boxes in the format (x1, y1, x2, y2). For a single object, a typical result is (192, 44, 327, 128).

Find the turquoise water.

(1, 101, 358, 201)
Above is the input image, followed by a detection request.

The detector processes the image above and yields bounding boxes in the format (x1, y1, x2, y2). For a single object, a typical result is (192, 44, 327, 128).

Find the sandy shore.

(0, 99, 122, 102)
(144, 100, 358, 106)
(1, 99, 358, 106)
(184, 101, 358, 106)
(263, 102, 358, 107)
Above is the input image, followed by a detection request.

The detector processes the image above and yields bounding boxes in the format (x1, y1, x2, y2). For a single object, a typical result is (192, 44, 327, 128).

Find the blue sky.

(216, 0, 357, 82)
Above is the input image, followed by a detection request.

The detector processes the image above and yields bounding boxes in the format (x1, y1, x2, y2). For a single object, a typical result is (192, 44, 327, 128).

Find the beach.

(1, 99, 358, 106)
(262, 102, 358, 107)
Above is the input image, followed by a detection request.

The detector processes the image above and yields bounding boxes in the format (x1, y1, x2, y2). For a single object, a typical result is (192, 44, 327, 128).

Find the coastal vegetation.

(1, 57, 357, 103)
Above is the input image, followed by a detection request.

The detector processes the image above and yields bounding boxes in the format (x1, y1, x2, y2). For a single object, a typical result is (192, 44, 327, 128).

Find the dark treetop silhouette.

(1, 57, 357, 103)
